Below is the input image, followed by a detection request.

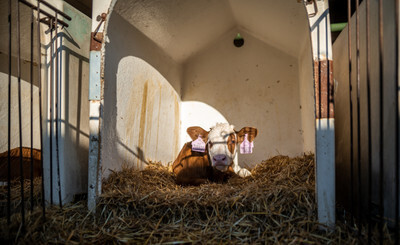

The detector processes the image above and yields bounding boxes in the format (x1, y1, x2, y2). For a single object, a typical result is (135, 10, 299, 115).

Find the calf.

(0, 147, 42, 182)
(172, 123, 258, 185)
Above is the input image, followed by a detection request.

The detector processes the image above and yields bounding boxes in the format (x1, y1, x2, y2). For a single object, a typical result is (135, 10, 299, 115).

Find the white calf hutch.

(9, 0, 400, 243)
(0, 0, 336, 230)
(88, 0, 335, 227)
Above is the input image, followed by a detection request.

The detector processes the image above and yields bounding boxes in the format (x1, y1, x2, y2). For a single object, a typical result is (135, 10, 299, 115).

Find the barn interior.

(1, 0, 400, 243)
(100, 0, 315, 176)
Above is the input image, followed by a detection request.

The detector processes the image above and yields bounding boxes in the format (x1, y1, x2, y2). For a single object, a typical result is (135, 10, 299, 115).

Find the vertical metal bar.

(355, 0, 362, 233)
(17, 0, 25, 228)
(394, 0, 399, 244)
(378, 0, 384, 244)
(7, 0, 12, 226)
(30, 6, 34, 213)
(54, 12, 62, 208)
(366, 0, 372, 243)
(37, 1, 45, 221)
(49, 18, 54, 205)
(347, 0, 355, 224)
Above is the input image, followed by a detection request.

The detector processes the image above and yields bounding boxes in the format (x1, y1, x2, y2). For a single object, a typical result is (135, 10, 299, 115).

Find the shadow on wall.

(41, 26, 90, 202)
(42, 30, 89, 150)
(101, 12, 182, 176)
(109, 56, 180, 173)
(116, 141, 150, 166)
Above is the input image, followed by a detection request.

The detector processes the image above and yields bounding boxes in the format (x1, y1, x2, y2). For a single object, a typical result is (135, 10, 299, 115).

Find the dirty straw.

(0, 154, 395, 244)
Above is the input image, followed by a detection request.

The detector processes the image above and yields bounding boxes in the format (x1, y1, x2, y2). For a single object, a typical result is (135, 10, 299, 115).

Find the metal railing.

(5, 0, 71, 229)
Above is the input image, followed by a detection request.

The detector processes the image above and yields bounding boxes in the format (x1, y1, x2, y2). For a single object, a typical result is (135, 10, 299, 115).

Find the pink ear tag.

(240, 134, 254, 154)
(192, 136, 206, 152)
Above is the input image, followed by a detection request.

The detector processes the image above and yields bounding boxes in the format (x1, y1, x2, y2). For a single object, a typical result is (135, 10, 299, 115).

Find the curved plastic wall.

(101, 0, 315, 174)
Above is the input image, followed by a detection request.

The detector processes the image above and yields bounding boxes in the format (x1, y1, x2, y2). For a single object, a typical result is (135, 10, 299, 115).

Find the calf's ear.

(236, 127, 258, 144)
(187, 126, 209, 142)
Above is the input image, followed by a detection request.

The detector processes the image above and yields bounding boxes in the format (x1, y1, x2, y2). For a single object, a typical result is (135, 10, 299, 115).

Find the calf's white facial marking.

(186, 123, 258, 176)
(207, 123, 236, 172)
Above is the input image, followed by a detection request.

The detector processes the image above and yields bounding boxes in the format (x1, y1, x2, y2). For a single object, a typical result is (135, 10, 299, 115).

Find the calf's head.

(187, 123, 258, 172)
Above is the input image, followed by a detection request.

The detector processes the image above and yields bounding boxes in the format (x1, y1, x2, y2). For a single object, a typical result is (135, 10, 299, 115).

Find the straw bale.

(0, 154, 396, 244)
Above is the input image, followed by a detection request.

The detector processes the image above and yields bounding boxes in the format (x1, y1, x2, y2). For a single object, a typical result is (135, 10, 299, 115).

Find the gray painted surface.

(305, 0, 335, 228)
(316, 118, 335, 228)
(42, 1, 91, 205)
(89, 52, 101, 100)
(88, 100, 101, 211)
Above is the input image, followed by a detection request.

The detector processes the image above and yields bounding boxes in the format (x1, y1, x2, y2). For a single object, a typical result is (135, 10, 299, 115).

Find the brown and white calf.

(0, 147, 42, 183)
(172, 123, 258, 185)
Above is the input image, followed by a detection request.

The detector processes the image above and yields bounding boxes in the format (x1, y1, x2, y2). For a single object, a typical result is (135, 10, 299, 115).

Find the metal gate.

(2, 0, 71, 229)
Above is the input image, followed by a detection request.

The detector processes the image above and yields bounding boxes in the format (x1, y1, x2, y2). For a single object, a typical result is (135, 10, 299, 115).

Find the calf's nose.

(213, 154, 227, 162)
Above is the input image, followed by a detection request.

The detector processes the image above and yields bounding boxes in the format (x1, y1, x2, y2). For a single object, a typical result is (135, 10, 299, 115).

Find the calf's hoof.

(237, 168, 251, 178)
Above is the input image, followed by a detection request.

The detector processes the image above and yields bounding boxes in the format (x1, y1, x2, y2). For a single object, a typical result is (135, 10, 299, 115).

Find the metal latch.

(91, 13, 107, 51)
(304, 0, 318, 18)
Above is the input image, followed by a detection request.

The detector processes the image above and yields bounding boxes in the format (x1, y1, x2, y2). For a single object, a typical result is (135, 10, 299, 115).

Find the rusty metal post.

(378, 0, 384, 243)
(54, 12, 62, 208)
(347, 0, 355, 225)
(366, 0, 372, 243)
(17, 0, 25, 228)
(394, 0, 399, 243)
(7, 0, 12, 226)
(355, 0, 362, 233)
(37, 0, 45, 221)
(30, 6, 34, 213)
(49, 17, 54, 205)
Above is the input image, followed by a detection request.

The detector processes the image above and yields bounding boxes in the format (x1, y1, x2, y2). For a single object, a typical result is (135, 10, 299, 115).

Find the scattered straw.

(0, 178, 42, 218)
(0, 154, 396, 244)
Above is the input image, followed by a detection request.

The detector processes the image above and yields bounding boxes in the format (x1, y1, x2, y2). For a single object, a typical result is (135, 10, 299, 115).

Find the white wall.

(115, 56, 180, 169)
(101, 12, 182, 176)
(99, 0, 314, 177)
(0, 64, 41, 152)
(181, 29, 306, 168)
(180, 101, 229, 146)
(0, 1, 41, 152)
(57, 2, 91, 203)
(298, 38, 316, 153)
(38, 1, 91, 204)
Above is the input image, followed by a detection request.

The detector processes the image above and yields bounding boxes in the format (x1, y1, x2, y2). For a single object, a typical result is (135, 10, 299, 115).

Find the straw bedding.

(0, 154, 395, 244)
(0, 178, 42, 218)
